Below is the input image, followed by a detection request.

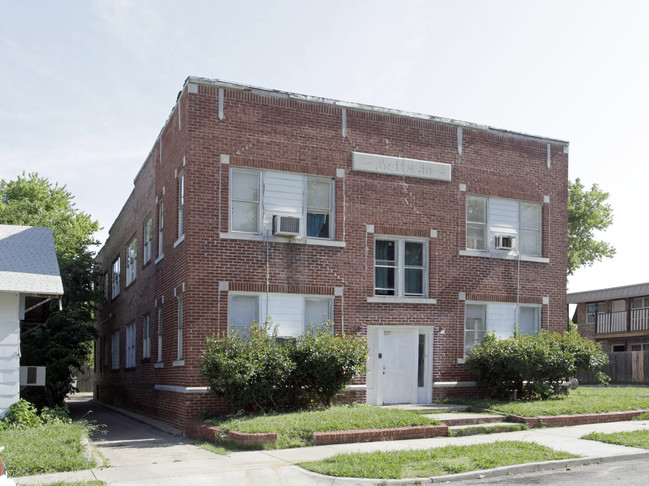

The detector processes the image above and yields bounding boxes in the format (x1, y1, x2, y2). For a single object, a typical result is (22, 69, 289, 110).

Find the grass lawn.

(445, 386, 649, 417)
(299, 441, 578, 479)
(211, 404, 440, 449)
(582, 429, 649, 450)
(0, 422, 98, 477)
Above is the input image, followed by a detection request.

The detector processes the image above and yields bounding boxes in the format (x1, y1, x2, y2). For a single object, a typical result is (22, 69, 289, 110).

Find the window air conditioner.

(494, 235, 515, 250)
(272, 215, 301, 236)
(19, 366, 46, 387)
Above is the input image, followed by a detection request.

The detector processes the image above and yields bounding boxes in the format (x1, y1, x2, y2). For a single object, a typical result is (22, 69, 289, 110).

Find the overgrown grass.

(582, 429, 649, 450)
(299, 441, 578, 479)
(211, 404, 440, 449)
(445, 387, 649, 417)
(0, 421, 98, 477)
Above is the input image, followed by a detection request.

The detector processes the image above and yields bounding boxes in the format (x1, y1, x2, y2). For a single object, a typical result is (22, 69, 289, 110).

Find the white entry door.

(381, 330, 414, 404)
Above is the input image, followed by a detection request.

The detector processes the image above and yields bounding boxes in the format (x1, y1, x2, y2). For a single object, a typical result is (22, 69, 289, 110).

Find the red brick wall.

(95, 79, 569, 427)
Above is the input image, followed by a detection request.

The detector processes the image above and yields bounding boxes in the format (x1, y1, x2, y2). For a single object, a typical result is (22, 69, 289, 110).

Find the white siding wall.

(0, 292, 20, 417)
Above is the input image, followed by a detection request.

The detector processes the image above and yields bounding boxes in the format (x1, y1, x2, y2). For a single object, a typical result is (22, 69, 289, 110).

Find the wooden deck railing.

(596, 309, 649, 334)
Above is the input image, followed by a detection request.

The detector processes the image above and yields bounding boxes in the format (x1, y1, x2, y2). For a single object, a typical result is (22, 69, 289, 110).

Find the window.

(375, 238, 426, 297)
(465, 302, 540, 354)
(143, 216, 153, 264)
(125, 323, 136, 368)
(158, 199, 164, 258)
(103, 273, 109, 300)
(304, 298, 333, 330)
(632, 297, 649, 310)
(465, 195, 542, 257)
(630, 343, 649, 351)
(306, 178, 333, 238)
(230, 168, 335, 239)
(612, 345, 626, 352)
(143, 314, 151, 359)
(103, 337, 109, 368)
(586, 302, 605, 324)
(178, 170, 185, 237)
(125, 238, 137, 286)
(229, 294, 259, 336)
(466, 196, 487, 251)
(111, 257, 121, 299)
(229, 293, 334, 337)
(177, 295, 184, 360)
(231, 168, 260, 233)
(111, 330, 120, 369)
(157, 306, 163, 362)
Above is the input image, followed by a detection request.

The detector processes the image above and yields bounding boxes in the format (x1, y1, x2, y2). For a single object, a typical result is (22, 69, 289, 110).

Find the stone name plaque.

(352, 152, 451, 181)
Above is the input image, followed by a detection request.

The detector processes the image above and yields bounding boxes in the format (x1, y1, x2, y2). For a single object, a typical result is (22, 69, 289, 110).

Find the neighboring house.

(95, 77, 569, 430)
(0, 225, 63, 416)
(569, 282, 649, 352)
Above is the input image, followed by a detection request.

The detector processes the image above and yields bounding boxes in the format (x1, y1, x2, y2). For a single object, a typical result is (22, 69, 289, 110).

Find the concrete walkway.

(13, 395, 649, 485)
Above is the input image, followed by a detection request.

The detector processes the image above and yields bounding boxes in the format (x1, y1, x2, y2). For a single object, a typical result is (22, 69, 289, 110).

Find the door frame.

(366, 326, 433, 405)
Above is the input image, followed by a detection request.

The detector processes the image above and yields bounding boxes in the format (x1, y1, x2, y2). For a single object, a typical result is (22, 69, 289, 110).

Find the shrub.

(3, 399, 41, 429)
(286, 323, 369, 408)
(465, 330, 609, 400)
(199, 320, 368, 412)
(199, 321, 295, 412)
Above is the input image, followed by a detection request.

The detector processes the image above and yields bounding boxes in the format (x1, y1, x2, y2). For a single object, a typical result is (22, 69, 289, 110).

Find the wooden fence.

(577, 350, 649, 384)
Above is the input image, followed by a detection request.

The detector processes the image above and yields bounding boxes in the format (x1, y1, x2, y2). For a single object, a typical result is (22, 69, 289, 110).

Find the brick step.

(448, 421, 514, 431)
(424, 412, 507, 426)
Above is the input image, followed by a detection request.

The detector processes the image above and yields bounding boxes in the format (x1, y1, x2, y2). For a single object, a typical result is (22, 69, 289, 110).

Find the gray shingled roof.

(567, 282, 649, 304)
(0, 225, 64, 295)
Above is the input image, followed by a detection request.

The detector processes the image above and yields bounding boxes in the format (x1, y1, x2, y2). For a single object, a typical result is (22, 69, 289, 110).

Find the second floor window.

(143, 216, 153, 264)
(111, 257, 121, 299)
(178, 171, 185, 237)
(143, 314, 151, 359)
(125, 238, 137, 286)
(375, 238, 426, 297)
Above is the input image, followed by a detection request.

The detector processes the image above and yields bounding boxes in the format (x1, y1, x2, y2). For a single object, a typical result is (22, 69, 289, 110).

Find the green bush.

(3, 399, 41, 429)
(199, 321, 295, 412)
(286, 324, 369, 408)
(199, 321, 368, 412)
(465, 330, 609, 400)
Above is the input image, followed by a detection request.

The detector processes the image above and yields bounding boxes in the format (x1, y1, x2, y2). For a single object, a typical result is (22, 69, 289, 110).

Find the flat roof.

(0, 225, 64, 295)
(567, 282, 649, 304)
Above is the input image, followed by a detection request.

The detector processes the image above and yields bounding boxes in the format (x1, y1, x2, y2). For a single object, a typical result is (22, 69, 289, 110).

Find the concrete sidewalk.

(13, 397, 649, 485)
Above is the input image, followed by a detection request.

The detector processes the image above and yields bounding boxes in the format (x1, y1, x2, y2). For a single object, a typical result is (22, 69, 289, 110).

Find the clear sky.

(1, 0, 648, 294)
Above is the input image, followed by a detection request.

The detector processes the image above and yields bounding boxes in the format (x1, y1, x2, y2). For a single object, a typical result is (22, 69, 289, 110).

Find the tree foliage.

(0, 172, 101, 407)
(199, 321, 368, 412)
(465, 330, 609, 400)
(568, 178, 615, 275)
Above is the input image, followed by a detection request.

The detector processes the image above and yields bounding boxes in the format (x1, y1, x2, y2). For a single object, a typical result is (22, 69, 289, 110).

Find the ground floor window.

(111, 331, 120, 369)
(229, 293, 333, 337)
(465, 302, 541, 355)
(125, 323, 136, 368)
(630, 343, 649, 351)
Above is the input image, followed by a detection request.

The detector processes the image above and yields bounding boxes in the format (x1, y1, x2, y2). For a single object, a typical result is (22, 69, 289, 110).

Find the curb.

(298, 451, 649, 485)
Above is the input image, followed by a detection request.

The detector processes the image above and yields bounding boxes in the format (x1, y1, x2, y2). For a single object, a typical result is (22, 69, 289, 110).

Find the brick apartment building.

(95, 77, 569, 429)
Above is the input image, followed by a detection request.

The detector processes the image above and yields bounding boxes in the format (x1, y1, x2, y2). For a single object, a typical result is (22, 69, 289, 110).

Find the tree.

(0, 172, 101, 407)
(568, 178, 615, 276)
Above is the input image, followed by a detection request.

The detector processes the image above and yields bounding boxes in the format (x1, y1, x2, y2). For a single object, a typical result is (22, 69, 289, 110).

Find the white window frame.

(465, 195, 542, 257)
(125, 323, 136, 368)
(157, 306, 163, 363)
(111, 330, 120, 370)
(125, 237, 137, 286)
(111, 257, 121, 299)
(464, 302, 541, 355)
(158, 199, 164, 259)
(143, 215, 153, 264)
(229, 168, 336, 240)
(230, 168, 261, 234)
(177, 295, 184, 361)
(143, 314, 151, 359)
(228, 293, 334, 336)
(374, 237, 428, 298)
(305, 176, 334, 240)
(178, 170, 185, 237)
(103, 272, 109, 300)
